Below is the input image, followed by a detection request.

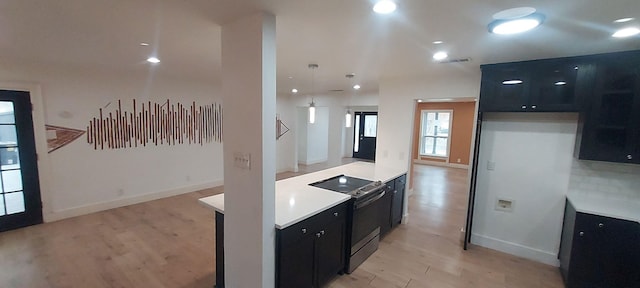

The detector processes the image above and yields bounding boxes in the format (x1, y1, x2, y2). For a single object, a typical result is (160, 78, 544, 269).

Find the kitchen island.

(199, 161, 407, 288)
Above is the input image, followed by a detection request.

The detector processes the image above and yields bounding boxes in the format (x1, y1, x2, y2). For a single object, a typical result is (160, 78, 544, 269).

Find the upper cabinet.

(480, 58, 595, 112)
(576, 51, 640, 164)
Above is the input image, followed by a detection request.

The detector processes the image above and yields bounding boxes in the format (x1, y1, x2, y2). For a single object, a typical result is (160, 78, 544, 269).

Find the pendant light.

(308, 64, 318, 124)
(345, 74, 354, 128)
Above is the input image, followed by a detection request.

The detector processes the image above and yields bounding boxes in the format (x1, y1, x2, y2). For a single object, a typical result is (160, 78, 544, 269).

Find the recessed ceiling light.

(433, 51, 448, 61)
(373, 0, 396, 14)
(292, 88, 298, 93)
(612, 27, 640, 38)
(146, 57, 160, 64)
(555, 81, 567, 86)
(614, 18, 635, 23)
(503, 80, 523, 85)
(140, 42, 149, 46)
(353, 84, 361, 90)
(288, 76, 294, 79)
(433, 41, 444, 44)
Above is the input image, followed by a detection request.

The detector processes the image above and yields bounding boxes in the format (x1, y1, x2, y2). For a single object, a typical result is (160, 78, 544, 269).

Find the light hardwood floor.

(0, 162, 564, 288)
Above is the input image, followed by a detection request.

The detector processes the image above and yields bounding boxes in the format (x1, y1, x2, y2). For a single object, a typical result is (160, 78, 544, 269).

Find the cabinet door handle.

(531, 105, 537, 109)
(316, 232, 321, 238)
(579, 232, 584, 237)
(598, 223, 604, 228)
(320, 230, 325, 235)
(628, 154, 633, 160)
(521, 105, 527, 109)
(334, 212, 339, 217)
(301, 228, 307, 234)
(393, 190, 397, 194)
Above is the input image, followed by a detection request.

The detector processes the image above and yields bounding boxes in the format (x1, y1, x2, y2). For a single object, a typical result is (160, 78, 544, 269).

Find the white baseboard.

(300, 158, 327, 165)
(413, 159, 469, 169)
(471, 233, 560, 267)
(44, 180, 223, 222)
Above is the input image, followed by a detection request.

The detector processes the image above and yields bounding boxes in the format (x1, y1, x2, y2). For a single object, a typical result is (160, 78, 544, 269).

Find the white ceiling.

(1, 0, 639, 96)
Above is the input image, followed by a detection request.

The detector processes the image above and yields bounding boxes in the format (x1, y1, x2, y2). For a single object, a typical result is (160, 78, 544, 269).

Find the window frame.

(418, 109, 453, 158)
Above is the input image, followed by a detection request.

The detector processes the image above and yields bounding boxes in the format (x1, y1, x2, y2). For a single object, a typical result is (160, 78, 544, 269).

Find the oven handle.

(355, 190, 386, 209)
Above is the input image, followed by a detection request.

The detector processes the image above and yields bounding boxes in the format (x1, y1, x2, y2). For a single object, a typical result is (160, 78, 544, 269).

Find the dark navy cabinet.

(559, 200, 640, 288)
(480, 58, 593, 112)
(575, 51, 640, 164)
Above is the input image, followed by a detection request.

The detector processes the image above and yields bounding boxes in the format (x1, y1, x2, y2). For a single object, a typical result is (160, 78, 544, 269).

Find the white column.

(221, 12, 276, 288)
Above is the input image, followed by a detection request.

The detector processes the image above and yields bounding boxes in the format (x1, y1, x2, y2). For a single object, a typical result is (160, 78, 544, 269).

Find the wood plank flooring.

(0, 162, 564, 288)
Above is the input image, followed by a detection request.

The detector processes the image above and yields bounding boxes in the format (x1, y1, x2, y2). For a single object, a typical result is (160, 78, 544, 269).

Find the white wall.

(471, 113, 578, 266)
(276, 94, 296, 172)
(377, 71, 481, 170)
(568, 159, 640, 201)
(286, 92, 378, 168)
(304, 106, 329, 165)
(0, 61, 223, 221)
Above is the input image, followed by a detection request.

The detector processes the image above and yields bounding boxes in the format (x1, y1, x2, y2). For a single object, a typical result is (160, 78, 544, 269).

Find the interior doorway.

(352, 111, 377, 161)
(0, 90, 42, 232)
(408, 98, 477, 248)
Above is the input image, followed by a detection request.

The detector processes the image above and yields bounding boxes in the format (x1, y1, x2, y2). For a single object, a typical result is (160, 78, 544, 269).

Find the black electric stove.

(309, 175, 383, 199)
(309, 174, 387, 273)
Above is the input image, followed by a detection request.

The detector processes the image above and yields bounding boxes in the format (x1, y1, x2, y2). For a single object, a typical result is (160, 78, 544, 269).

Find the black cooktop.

(309, 174, 373, 194)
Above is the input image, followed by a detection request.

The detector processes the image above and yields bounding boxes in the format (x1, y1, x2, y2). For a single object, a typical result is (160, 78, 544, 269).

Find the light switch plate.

(233, 152, 251, 170)
(487, 161, 496, 171)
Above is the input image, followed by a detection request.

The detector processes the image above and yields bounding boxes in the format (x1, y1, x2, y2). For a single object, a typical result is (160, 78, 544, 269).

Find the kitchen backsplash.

(568, 159, 640, 201)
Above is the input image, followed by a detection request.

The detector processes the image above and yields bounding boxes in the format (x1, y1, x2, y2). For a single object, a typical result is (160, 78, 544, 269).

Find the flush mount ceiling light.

(291, 88, 298, 93)
(146, 57, 160, 64)
(433, 40, 444, 44)
(489, 7, 545, 35)
(612, 27, 640, 38)
(353, 84, 361, 90)
(373, 0, 396, 14)
(140, 42, 150, 46)
(433, 51, 448, 61)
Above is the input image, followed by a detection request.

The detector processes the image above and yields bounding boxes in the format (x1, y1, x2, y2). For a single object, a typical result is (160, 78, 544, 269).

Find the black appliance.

(309, 175, 386, 273)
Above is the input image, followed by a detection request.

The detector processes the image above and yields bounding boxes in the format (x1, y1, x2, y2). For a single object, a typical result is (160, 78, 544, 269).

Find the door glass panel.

(0, 102, 15, 124)
(354, 115, 360, 153)
(363, 115, 377, 137)
(5, 191, 25, 214)
(0, 125, 17, 147)
(0, 194, 5, 216)
(2, 169, 23, 192)
(0, 147, 20, 170)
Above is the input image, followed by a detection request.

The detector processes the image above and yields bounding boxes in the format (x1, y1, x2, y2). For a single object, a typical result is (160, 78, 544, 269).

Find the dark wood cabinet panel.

(277, 202, 347, 288)
(379, 181, 393, 237)
(559, 200, 640, 288)
(315, 217, 346, 287)
(278, 234, 315, 288)
(576, 51, 640, 164)
(392, 175, 406, 226)
(479, 58, 591, 112)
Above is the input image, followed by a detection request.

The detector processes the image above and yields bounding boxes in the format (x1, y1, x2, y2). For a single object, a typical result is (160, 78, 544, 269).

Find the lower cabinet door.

(315, 219, 346, 288)
(278, 234, 315, 288)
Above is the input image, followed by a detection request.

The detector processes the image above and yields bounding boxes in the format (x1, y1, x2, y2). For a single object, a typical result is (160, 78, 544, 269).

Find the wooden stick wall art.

(87, 99, 222, 150)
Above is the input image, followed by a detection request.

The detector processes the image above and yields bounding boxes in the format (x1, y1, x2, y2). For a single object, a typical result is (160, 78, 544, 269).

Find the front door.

(0, 90, 42, 232)
(352, 112, 377, 161)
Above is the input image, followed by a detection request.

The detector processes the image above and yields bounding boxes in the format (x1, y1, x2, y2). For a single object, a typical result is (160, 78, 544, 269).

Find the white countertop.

(199, 161, 407, 229)
(567, 193, 640, 223)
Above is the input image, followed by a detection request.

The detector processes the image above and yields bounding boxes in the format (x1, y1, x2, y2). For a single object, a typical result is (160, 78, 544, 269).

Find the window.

(419, 110, 452, 157)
